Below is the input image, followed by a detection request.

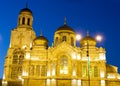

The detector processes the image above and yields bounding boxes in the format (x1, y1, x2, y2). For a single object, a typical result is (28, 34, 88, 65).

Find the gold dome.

(33, 35, 48, 46)
(106, 64, 117, 73)
(80, 36, 96, 46)
(19, 8, 32, 14)
(56, 25, 75, 33)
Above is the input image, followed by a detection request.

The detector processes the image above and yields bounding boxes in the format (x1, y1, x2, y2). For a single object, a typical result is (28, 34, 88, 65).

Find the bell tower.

(9, 7, 36, 49)
(17, 7, 33, 29)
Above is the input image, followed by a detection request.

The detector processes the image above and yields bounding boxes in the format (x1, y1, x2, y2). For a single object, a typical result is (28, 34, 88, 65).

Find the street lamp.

(87, 34, 103, 86)
(76, 33, 102, 86)
(76, 34, 82, 41)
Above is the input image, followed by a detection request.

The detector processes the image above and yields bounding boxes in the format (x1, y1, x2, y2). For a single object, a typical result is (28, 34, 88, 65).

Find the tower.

(2, 7, 36, 86)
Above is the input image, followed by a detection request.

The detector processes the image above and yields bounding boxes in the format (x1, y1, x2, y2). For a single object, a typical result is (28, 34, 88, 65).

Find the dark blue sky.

(0, 0, 120, 78)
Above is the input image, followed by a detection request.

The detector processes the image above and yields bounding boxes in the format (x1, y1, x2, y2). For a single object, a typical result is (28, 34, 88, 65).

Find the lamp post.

(86, 32, 90, 86)
(76, 33, 102, 86)
(86, 33, 102, 86)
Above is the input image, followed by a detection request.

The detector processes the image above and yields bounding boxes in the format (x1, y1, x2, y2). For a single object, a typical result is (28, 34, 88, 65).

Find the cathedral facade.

(2, 7, 120, 86)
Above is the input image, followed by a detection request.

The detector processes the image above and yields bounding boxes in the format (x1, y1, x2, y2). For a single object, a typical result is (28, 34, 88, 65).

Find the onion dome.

(56, 24, 75, 32)
(19, 8, 32, 14)
(80, 36, 96, 47)
(55, 17, 75, 33)
(33, 35, 48, 46)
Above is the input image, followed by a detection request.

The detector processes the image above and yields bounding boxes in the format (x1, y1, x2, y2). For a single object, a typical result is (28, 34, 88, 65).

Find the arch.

(55, 37, 58, 46)
(22, 17, 25, 24)
(59, 55, 68, 74)
(71, 37, 74, 46)
(62, 36, 66, 42)
(12, 48, 24, 64)
(12, 55, 18, 64)
(27, 18, 30, 25)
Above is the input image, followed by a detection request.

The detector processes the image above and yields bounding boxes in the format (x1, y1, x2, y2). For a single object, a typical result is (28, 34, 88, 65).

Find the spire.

(40, 29, 42, 36)
(26, 0, 28, 8)
(87, 30, 90, 36)
(64, 16, 67, 25)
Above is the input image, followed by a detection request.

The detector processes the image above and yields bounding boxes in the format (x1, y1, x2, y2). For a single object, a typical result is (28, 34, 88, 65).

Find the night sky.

(0, 0, 120, 78)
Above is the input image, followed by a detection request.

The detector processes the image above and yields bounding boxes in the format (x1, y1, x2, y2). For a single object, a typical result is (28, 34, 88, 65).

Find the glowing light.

(3, 74, 5, 79)
(26, 52, 30, 59)
(31, 57, 39, 60)
(22, 45, 26, 49)
(107, 74, 115, 79)
(9, 42, 11, 48)
(77, 54, 81, 60)
(52, 69, 55, 76)
(2, 81, 7, 85)
(76, 34, 82, 41)
(47, 71, 50, 76)
(72, 79, 77, 86)
(51, 79, 56, 85)
(100, 70, 104, 78)
(101, 80, 105, 86)
(99, 53, 106, 60)
(18, 76, 22, 80)
(96, 35, 102, 42)
(78, 80, 81, 86)
(30, 43, 32, 48)
(72, 53, 76, 59)
(73, 70, 76, 76)
(117, 75, 120, 79)
(47, 79, 50, 86)
(22, 71, 28, 76)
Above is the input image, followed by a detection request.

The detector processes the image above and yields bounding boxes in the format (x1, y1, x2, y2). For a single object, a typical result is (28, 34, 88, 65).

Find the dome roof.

(56, 25, 75, 32)
(106, 64, 117, 73)
(19, 8, 32, 14)
(80, 36, 96, 46)
(33, 35, 48, 46)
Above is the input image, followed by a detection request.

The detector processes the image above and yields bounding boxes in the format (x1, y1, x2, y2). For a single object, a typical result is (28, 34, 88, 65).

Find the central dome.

(56, 25, 75, 32)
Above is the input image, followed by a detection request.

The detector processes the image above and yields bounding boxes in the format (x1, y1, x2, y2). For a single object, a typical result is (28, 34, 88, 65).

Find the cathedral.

(2, 6, 120, 86)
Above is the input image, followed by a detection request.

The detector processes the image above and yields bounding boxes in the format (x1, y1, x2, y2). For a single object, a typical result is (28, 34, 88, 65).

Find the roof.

(106, 64, 117, 73)
(19, 8, 32, 14)
(56, 25, 75, 32)
(34, 35, 48, 42)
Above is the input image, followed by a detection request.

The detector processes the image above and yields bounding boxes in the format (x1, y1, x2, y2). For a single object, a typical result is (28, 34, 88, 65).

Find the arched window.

(71, 37, 74, 46)
(94, 66, 98, 77)
(27, 18, 30, 25)
(22, 17, 25, 24)
(19, 55, 24, 64)
(82, 66, 87, 77)
(60, 55, 68, 74)
(62, 36, 66, 42)
(55, 37, 58, 45)
(36, 65, 40, 76)
(11, 48, 24, 79)
(12, 55, 18, 64)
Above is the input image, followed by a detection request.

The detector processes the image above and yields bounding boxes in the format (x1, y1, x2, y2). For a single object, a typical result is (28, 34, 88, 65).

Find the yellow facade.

(2, 7, 120, 86)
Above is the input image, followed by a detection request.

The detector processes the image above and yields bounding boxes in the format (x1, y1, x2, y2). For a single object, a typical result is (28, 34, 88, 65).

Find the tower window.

(27, 18, 30, 25)
(22, 17, 25, 24)
(62, 36, 66, 41)
(55, 37, 58, 45)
